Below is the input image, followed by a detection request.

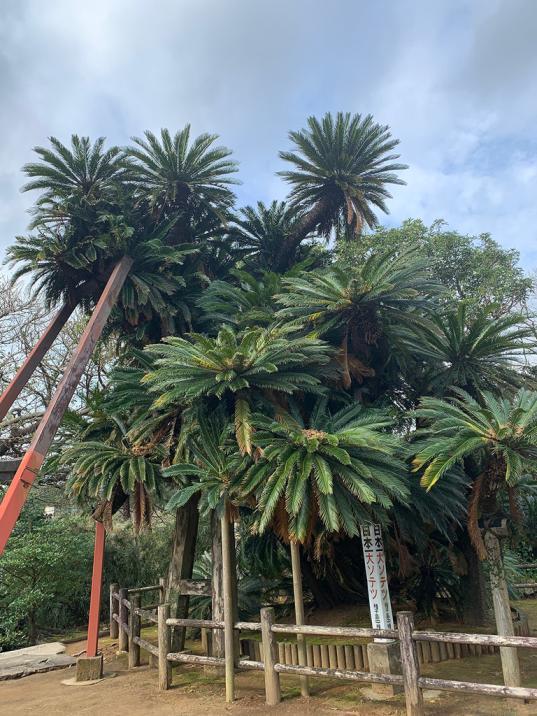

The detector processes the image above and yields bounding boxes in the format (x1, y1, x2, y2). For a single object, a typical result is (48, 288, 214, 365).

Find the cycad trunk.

(166, 495, 200, 652)
(275, 196, 331, 268)
(461, 539, 491, 626)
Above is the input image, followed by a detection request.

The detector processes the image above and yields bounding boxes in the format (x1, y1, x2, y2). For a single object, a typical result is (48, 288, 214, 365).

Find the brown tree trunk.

(166, 495, 200, 651)
(274, 197, 330, 270)
(461, 539, 491, 626)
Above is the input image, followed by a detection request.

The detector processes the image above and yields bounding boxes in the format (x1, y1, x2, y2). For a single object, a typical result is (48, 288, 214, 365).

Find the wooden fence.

(109, 584, 537, 716)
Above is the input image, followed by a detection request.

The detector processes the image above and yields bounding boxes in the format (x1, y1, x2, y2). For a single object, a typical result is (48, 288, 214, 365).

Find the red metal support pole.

(0, 300, 77, 422)
(86, 520, 106, 657)
(0, 256, 133, 555)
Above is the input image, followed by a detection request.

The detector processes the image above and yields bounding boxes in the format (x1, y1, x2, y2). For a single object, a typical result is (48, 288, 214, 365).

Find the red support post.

(0, 256, 133, 555)
(87, 520, 106, 658)
(0, 300, 77, 422)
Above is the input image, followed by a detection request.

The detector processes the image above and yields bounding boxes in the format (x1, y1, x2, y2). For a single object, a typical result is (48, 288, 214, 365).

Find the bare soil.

(1, 635, 537, 716)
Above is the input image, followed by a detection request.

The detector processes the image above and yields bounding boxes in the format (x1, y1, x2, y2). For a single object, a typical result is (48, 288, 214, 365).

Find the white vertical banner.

(360, 523, 394, 640)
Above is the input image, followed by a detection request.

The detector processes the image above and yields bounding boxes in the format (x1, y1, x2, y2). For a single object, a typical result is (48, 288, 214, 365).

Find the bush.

(0, 512, 173, 651)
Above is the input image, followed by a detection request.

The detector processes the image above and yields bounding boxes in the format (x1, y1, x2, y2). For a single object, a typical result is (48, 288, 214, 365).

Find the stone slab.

(0, 644, 75, 681)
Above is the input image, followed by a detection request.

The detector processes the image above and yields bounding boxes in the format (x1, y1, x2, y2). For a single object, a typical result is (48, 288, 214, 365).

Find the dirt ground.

(1, 637, 537, 716)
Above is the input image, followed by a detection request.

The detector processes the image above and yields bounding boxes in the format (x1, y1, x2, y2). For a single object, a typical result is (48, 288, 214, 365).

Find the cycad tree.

(412, 388, 537, 683)
(413, 388, 537, 558)
(410, 304, 533, 395)
(144, 324, 333, 454)
(276, 248, 440, 389)
(61, 407, 164, 532)
(125, 126, 239, 239)
(244, 399, 408, 541)
(277, 112, 407, 264)
(231, 200, 323, 273)
(241, 397, 407, 675)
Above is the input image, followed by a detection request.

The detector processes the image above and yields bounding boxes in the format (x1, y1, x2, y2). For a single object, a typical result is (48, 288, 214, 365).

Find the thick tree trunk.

(461, 539, 491, 626)
(274, 197, 330, 270)
(166, 495, 200, 652)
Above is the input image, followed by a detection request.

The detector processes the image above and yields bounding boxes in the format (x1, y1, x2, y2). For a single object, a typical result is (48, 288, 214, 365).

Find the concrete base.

(366, 640, 403, 697)
(75, 654, 103, 682)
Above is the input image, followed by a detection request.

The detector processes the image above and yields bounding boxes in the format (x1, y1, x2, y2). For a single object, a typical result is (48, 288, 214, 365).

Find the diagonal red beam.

(0, 300, 77, 422)
(0, 256, 133, 555)
(86, 520, 106, 658)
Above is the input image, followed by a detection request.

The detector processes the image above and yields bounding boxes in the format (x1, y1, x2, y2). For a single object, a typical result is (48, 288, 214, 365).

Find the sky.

(1, 0, 537, 270)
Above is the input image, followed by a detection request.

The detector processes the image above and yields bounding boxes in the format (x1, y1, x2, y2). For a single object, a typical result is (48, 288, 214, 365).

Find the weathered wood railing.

(109, 580, 164, 664)
(110, 586, 537, 716)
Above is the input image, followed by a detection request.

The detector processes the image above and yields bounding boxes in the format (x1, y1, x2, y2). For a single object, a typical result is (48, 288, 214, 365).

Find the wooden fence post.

(397, 611, 424, 716)
(158, 603, 172, 690)
(128, 593, 141, 668)
(260, 607, 281, 706)
(221, 501, 235, 703)
(109, 583, 119, 639)
(118, 587, 129, 652)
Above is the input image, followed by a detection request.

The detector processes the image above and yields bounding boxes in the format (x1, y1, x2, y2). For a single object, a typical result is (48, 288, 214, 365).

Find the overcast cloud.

(1, 0, 537, 269)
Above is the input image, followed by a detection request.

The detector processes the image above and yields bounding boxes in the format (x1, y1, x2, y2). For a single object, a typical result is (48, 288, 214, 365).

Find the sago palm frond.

(279, 112, 407, 241)
(243, 398, 408, 542)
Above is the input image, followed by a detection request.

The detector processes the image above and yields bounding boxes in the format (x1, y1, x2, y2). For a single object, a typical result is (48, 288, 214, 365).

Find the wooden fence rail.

(110, 584, 537, 716)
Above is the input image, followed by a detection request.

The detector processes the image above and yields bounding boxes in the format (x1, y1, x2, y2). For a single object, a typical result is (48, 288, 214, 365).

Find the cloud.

(0, 0, 536, 271)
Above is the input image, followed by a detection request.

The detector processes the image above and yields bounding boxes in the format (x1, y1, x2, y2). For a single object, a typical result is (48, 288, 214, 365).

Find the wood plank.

(166, 618, 224, 629)
(274, 662, 404, 686)
(418, 676, 537, 700)
(413, 631, 537, 649)
(271, 624, 397, 639)
(133, 636, 158, 657)
(168, 653, 225, 667)
(344, 645, 355, 670)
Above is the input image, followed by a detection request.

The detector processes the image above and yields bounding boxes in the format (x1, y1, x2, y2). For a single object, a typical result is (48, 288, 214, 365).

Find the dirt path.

(1, 641, 536, 715)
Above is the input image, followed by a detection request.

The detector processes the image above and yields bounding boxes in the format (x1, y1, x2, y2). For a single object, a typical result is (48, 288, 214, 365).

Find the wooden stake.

(118, 587, 128, 652)
(290, 540, 310, 697)
(260, 607, 281, 706)
(397, 611, 424, 716)
(128, 593, 141, 668)
(158, 603, 172, 690)
(221, 501, 235, 702)
(109, 583, 119, 639)
(484, 531, 521, 688)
